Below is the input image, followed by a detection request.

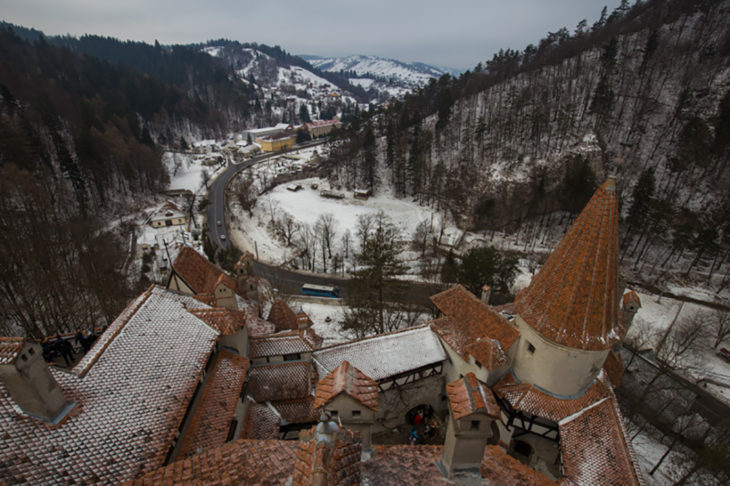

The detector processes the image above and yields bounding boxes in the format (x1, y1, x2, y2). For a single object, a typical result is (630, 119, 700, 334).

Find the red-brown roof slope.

(177, 350, 249, 459)
(559, 396, 643, 485)
(291, 424, 361, 486)
(480, 445, 557, 485)
(362, 445, 444, 486)
(493, 372, 611, 424)
(248, 361, 314, 402)
(250, 334, 314, 359)
(0, 337, 25, 365)
(314, 361, 379, 411)
(268, 299, 299, 332)
(171, 246, 238, 295)
(515, 179, 623, 351)
(129, 439, 299, 485)
(188, 308, 249, 335)
(623, 290, 642, 308)
(446, 372, 500, 420)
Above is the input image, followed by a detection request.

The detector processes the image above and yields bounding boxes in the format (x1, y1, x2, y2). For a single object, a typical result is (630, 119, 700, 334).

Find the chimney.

(480, 285, 491, 305)
(622, 291, 642, 330)
(0, 338, 71, 423)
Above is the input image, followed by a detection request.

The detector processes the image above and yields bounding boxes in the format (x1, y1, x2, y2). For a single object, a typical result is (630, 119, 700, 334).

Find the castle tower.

(512, 179, 624, 396)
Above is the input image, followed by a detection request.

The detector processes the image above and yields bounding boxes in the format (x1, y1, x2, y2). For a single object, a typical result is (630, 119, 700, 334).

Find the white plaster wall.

(511, 316, 608, 397)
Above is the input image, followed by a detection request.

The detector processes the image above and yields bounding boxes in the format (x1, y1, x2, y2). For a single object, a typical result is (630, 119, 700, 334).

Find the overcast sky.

(1, 0, 621, 70)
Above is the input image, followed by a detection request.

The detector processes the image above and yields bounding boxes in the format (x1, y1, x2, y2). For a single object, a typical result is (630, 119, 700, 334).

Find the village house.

(149, 200, 188, 228)
(306, 118, 342, 138)
(1, 179, 646, 485)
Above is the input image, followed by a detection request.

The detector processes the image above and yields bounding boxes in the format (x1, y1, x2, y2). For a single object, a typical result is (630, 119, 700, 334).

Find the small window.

(20, 354, 27, 362)
(226, 419, 238, 441)
(283, 353, 301, 361)
(527, 342, 536, 354)
(28, 348, 35, 356)
(352, 410, 361, 417)
(475, 360, 482, 369)
(470, 420, 480, 431)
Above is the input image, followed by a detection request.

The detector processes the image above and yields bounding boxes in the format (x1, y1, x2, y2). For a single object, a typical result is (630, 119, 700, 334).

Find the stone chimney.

(0, 338, 71, 423)
(480, 285, 491, 305)
(440, 373, 500, 476)
(622, 290, 642, 330)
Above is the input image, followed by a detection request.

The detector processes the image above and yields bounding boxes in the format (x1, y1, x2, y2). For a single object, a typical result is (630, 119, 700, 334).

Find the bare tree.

(316, 213, 337, 259)
(200, 169, 210, 188)
(710, 310, 730, 349)
(296, 222, 317, 271)
(233, 173, 256, 216)
(275, 212, 299, 247)
(341, 229, 352, 261)
(412, 219, 431, 257)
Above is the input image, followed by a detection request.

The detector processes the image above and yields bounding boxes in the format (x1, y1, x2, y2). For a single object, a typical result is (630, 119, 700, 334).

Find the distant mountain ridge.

(302, 54, 461, 98)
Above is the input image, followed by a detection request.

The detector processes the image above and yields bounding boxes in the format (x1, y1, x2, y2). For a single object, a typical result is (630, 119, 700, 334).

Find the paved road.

(204, 145, 446, 307)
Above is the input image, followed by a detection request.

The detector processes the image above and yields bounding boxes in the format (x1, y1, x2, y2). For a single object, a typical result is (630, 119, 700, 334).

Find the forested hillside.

(0, 28, 255, 338)
(326, 0, 730, 287)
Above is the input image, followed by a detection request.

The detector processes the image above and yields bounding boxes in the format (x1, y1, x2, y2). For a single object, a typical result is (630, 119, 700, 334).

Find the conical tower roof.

(514, 179, 623, 351)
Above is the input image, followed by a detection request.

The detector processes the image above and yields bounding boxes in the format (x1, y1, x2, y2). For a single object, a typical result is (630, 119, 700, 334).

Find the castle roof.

(250, 334, 314, 359)
(177, 350, 249, 460)
(312, 325, 446, 382)
(267, 299, 299, 332)
(170, 246, 240, 297)
(248, 361, 315, 403)
(188, 308, 249, 335)
(314, 361, 379, 411)
(623, 290, 642, 308)
(291, 422, 361, 486)
(430, 285, 519, 367)
(0, 286, 219, 485)
(0, 337, 24, 365)
(514, 179, 623, 351)
(446, 372, 500, 420)
(480, 445, 557, 485)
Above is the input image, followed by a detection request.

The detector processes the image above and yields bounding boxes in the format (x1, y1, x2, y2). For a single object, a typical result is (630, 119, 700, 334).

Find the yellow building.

(256, 132, 296, 152)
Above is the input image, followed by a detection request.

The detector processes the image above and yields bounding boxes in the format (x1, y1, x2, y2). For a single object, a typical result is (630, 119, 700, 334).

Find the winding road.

(205, 140, 445, 306)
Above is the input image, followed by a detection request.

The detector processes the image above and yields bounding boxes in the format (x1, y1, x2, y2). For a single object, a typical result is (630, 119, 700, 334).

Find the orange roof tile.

(177, 351, 249, 459)
(465, 338, 509, 370)
(248, 361, 314, 402)
(249, 334, 314, 359)
(514, 179, 624, 351)
(129, 439, 299, 485)
(446, 372, 500, 420)
(267, 299, 299, 332)
(0, 337, 24, 365)
(188, 308, 249, 335)
(240, 403, 281, 439)
(602, 349, 624, 388)
(314, 361, 379, 411)
(430, 286, 520, 363)
(480, 445, 557, 485)
(493, 372, 611, 423)
(171, 246, 240, 296)
(623, 290, 642, 308)
(362, 445, 444, 485)
(1, 287, 219, 485)
(559, 396, 643, 485)
(291, 423, 361, 486)
(271, 396, 317, 424)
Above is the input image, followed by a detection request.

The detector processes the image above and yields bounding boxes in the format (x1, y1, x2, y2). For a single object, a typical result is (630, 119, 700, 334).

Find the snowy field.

(163, 151, 226, 194)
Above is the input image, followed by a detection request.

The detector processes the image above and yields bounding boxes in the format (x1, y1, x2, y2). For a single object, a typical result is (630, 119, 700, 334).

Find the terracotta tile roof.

(602, 349, 624, 388)
(268, 299, 299, 332)
(362, 445, 444, 485)
(171, 246, 240, 296)
(623, 290, 642, 308)
(314, 361, 379, 411)
(249, 334, 314, 359)
(446, 372, 500, 420)
(0, 286, 218, 485)
(514, 179, 624, 351)
(291, 423, 361, 486)
(430, 285, 520, 363)
(465, 337, 509, 370)
(312, 325, 446, 382)
(480, 445, 557, 485)
(188, 308, 249, 335)
(177, 350, 249, 459)
(493, 372, 611, 423)
(128, 439, 298, 485)
(559, 395, 643, 485)
(0, 337, 24, 365)
(240, 403, 281, 439)
(245, 308, 277, 336)
(271, 396, 317, 424)
(248, 361, 314, 402)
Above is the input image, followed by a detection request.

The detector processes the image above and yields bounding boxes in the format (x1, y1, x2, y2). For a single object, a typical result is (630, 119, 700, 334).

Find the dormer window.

(527, 342, 536, 354)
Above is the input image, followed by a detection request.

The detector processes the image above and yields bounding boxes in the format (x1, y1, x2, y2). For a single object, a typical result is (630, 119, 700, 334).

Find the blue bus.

(301, 283, 340, 298)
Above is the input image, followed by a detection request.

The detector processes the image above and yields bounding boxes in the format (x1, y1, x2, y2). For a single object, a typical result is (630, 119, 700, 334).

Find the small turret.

(622, 290, 642, 330)
(0, 338, 71, 423)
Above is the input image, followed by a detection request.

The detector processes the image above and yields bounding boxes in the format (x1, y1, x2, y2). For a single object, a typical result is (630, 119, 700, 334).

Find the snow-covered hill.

(302, 54, 460, 98)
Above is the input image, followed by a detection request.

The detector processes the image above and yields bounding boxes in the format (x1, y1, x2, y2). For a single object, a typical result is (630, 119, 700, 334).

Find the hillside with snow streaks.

(306, 54, 450, 85)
